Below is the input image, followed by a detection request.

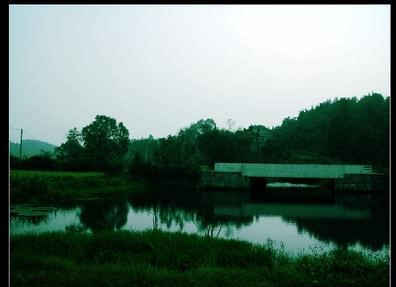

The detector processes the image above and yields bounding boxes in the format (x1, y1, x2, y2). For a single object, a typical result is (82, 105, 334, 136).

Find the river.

(10, 186, 389, 257)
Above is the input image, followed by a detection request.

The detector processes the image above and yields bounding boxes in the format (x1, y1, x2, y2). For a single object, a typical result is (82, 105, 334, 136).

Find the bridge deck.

(214, 163, 373, 179)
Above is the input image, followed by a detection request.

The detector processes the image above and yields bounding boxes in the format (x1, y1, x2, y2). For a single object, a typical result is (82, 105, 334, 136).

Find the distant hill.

(10, 139, 58, 158)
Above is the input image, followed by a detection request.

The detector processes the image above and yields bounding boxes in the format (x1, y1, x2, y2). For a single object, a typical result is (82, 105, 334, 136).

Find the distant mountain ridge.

(10, 139, 58, 158)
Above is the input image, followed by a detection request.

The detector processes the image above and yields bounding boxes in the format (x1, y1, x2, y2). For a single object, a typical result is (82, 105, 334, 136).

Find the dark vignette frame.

(4, 2, 392, 287)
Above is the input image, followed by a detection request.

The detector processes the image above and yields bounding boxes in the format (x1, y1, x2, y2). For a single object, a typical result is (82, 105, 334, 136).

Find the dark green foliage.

(55, 128, 90, 171)
(155, 119, 216, 167)
(130, 160, 160, 179)
(261, 93, 389, 168)
(130, 93, 389, 176)
(10, 154, 21, 169)
(156, 135, 187, 165)
(11, 157, 58, 172)
(197, 129, 252, 167)
(130, 151, 200, 180)
(11, 231, 273, 270)
(20, 154, 57, 170)
(129, 119, 218, 177)
(248, 125, 271, 159)
(11, 230, 389, 287)
(277, 248, 389, 287)
(15, 93, 388, 175)
(127, 135, 158, 165)
(81, 115, 129, 172)
(55, 115, 130, 173)
(10, 170, 146, 204)
(10, 173, 53, 202)
(130, 118, 261, 176)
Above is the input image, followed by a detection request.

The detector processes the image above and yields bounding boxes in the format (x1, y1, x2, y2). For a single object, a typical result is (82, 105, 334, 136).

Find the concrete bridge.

(197, 163, 386, 192)
(214, 163, 373, 179)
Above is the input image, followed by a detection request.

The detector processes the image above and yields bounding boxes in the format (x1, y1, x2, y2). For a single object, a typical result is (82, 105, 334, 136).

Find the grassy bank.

(11, 230, 388, 287)
(10, 170, 151, 204)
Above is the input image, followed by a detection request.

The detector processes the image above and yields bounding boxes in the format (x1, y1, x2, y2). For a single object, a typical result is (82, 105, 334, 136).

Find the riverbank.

(10, 169, 389, 207)
(10, 170, 153, 204)
(11, 230, 389, 287)
(10, 170, 199, 205)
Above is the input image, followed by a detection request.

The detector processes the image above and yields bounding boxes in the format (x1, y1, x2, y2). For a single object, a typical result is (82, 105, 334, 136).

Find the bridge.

(197, 163, 384, 192)
(214, 163, 373, 179)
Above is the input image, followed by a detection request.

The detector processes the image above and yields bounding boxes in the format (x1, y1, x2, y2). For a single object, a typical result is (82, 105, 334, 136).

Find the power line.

(9, 126, 40, 140)
(23, 131, 41, 140)
(9, 130, 20, 134)
(9, 126, 58, 146)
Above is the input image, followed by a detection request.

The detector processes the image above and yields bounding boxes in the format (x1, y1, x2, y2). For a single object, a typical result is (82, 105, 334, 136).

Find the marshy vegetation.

(10, 170, 150, 204)
(11, 230, 389, 287)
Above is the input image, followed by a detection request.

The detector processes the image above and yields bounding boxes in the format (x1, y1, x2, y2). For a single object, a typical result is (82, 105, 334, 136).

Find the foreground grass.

(11, 230, 389, 287)
(10, 170, 150, 204)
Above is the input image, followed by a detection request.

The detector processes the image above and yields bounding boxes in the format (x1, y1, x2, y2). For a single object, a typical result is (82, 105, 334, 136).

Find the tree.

(197, 129, 238, 167)
(176, 119, 216, 165)
(258, 93, 389, 167)
(128, 135, 158, 165)
(55, 127, 86, 170)
(189, 118, 217, 135)
(81, 115, 130, 172)
(155, 119, 217, 167)
(248, 125, 270, 159)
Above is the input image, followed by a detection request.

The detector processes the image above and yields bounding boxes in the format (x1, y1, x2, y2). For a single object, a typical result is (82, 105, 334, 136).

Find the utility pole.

(19, 129, 23, 161)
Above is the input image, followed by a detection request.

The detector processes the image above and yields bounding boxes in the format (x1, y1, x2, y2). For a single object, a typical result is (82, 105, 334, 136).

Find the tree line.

(10, 92, 389, 175)
(129, 92, 389, 177)
(10, 115, 130, 174)
(262, 92, 389, 167)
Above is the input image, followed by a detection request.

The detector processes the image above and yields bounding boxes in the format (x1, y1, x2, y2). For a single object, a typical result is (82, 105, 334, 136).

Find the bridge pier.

(196, 171, 250, 190)
(334, 174, 388, 193)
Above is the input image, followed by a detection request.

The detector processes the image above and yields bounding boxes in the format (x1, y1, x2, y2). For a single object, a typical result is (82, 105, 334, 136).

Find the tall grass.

(11, 170, 104, 178)
(10, 170, 148, 204)
(11, 230, 389, 287)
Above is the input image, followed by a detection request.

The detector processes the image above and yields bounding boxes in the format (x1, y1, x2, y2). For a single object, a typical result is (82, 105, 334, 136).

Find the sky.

(9, 5, 390, 146)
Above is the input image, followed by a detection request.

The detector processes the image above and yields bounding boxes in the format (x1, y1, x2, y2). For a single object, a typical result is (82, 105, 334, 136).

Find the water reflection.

(10, 207, 80, 234)
(78, 199, 129, 232)
(127, 190, 255, 236)
(289, 194, 389, 250)
(10, 214, 49, 225)
(126, 188, 388, 251)
(10, 188, 389, 254)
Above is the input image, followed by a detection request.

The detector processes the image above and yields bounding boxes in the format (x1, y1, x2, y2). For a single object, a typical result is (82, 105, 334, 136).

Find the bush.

(10, 155, 21, 169)
(21, 155, 57, 171)
(130, 162, 159, 179)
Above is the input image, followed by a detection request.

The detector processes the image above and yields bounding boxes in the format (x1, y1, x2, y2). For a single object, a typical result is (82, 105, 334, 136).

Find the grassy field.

(11, 230, 389, 287)
(11, 170, 105, 178)
(10, 170, 150, 204)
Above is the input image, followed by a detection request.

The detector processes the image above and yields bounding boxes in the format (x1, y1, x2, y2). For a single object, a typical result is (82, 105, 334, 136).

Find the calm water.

(10, 187, 389, 256)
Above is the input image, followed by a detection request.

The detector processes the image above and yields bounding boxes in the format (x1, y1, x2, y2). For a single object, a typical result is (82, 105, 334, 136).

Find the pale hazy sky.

(9, 5, 390, 146)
